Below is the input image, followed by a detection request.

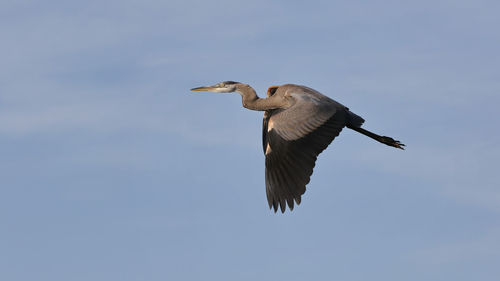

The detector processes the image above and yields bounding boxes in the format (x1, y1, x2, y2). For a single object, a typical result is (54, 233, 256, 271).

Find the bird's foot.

(381, 136, 405, 150)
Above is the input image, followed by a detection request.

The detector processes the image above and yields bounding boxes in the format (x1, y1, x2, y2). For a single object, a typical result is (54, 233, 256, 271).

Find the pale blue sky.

(1, 0, 500, 280)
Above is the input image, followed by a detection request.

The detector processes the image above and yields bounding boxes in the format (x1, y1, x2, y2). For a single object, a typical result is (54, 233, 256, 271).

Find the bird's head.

(191, 81, 240, 93)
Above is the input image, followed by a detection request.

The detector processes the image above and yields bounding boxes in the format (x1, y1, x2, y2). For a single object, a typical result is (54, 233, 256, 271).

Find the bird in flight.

(191, 81, 404, 213)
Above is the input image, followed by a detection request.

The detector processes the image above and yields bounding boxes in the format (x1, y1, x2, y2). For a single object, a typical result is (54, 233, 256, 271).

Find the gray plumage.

(191, 82, 404, 213)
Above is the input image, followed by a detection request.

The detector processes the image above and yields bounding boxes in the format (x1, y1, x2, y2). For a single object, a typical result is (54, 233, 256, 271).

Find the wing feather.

(264, 108, 347, 212)
(261, 84, 353, 212)
(269, 86, 345, 141)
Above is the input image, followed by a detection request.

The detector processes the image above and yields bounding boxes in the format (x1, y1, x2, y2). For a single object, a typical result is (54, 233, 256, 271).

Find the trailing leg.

(347, 125, 405, 150)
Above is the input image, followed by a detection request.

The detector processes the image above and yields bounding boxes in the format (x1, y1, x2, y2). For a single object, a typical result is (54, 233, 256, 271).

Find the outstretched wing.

(263, 85, 348, 212)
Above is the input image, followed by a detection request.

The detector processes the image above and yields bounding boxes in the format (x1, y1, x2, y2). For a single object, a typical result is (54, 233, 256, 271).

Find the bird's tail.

(346, 111, 405, 150)
(347, 111, 365, 127)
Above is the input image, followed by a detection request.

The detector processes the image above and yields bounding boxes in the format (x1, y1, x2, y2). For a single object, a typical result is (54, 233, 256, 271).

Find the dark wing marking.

(262, 111, 271, 154)
(262, 86, 279, 154)
(265, 110, 348, 212)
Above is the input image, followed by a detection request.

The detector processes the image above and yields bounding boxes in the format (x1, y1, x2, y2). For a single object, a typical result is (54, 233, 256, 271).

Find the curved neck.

(235, 84, 282, 111)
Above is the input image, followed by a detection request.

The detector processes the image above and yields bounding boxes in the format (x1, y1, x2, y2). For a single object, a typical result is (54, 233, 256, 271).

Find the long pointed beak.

(190, 86, 213, 92)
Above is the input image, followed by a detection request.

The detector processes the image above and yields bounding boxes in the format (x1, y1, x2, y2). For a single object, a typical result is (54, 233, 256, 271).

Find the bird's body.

(191, 82, 404, 213)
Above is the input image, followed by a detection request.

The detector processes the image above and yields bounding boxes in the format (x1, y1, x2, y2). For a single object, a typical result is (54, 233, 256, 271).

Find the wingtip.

(295, 196, 302, 205)
(268, 195, 303, 214)
(269, 200, 297, 213)
(272, 201, 279, 213)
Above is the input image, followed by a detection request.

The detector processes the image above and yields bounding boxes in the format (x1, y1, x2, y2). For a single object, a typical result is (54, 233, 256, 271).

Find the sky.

(1, 0, 500, 280)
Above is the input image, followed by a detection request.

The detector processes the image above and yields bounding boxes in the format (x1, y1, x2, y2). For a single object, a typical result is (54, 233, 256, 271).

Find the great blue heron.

(191, 81, 404, 213)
